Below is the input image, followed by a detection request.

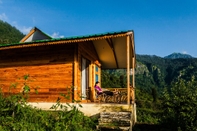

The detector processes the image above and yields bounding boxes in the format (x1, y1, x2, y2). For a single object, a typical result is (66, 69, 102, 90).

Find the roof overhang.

(0, 30, 135, 69)
(92, 32, 135, 69)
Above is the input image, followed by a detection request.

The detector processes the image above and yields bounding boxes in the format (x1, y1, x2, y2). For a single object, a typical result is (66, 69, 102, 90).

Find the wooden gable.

(20, 27, 52, 43)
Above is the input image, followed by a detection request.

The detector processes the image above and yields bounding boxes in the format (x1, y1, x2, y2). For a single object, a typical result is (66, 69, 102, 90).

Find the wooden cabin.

(0, 27, 136, 104)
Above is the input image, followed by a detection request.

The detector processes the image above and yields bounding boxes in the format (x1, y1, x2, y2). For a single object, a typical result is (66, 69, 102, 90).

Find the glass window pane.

(95, 66, 98, 72)
(96, 74, 99, 82)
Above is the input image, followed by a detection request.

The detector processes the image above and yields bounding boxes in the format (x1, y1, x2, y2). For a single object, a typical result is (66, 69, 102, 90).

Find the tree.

(161, 77, 197, 131)
(0, 20, 24, 44)
(151, 87, 158, 102)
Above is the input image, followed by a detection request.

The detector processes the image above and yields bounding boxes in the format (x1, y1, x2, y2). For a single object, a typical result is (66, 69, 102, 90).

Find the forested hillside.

(0, 20, 24, 44)
(135, 54, 197, 90)
(102, 54, 197, 92)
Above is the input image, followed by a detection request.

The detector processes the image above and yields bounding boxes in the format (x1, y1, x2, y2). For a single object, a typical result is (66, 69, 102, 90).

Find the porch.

(28, 87, 135, 117)
(76, 30, 136, 106)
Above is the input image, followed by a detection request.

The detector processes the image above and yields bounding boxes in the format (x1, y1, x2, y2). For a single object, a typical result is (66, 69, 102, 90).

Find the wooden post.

(127, 35, 130, 105)
(74, 44, 78, 101)
(132, 57, 135, 103)
(131, 33, 135, 103)
(89, 63, 92, 101)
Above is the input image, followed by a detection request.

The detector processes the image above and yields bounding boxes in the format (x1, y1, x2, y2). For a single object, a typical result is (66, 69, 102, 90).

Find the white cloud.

(0, 13, 8, 21)
(19, 26, 32, 34)
(12, 21, 32, 34)
(182, 51, 188, 54)
(51, 32, 64, 38)
(51, 32, 58, 38)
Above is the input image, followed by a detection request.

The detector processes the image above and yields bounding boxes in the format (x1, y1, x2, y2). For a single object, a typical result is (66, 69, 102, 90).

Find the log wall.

(0, 44, 74, 102)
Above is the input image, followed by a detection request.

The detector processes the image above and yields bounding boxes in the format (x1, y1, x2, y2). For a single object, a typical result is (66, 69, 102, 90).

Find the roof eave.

(0, 31, 133, 50)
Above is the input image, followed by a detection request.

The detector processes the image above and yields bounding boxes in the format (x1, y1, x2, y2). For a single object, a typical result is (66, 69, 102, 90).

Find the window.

(95, 65, 100, 82)
(95, 66, 99, 72)
(96, 74, 99, 82)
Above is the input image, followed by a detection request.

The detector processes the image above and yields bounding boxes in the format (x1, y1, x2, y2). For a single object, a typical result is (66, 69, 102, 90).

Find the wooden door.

(81, 57, 90, 100)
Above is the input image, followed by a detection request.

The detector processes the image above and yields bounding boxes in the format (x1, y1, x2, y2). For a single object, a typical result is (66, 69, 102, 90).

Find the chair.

(94, 89, 108, 103)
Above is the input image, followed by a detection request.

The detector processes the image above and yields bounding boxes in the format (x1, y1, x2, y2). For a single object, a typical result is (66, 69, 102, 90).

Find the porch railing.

(96, 87, 134, 104)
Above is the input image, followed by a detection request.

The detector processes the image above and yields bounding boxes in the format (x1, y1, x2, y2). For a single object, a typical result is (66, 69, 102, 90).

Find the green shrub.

(161, 78, 197, 131)
(0, 91, 96, 130)
(0, 75, 96, 131)
(137, 108, 162, 124)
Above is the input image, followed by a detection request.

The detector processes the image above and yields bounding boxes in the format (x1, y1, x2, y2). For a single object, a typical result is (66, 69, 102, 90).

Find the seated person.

(94, 81, 113, 96)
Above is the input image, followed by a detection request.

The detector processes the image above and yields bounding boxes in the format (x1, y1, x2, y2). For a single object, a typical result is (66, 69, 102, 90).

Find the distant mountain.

(0, 20, 24, 44)
(164, 53, 193, 59)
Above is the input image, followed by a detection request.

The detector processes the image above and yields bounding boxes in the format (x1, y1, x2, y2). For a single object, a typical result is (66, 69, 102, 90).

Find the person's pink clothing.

(94, 85, 113, 96)
(94, 85, 103, 95)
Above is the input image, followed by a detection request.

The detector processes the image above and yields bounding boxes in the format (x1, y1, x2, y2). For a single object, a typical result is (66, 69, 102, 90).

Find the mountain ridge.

(164, 52, 193, 59)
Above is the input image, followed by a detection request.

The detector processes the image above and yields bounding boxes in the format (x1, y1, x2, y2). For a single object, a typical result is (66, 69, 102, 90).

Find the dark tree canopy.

(0, 20, 24, 44)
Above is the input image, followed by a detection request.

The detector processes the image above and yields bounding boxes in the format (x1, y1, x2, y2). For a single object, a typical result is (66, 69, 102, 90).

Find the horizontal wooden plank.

(0, 45, 74, 56)
(0, 55, 74, 63)
(0, 82, 73, 88)
(1, 57, 73, 63)
(0, 63, 73, 70)
(2, 92, 73, 102)
(0, 76, 73, 81)
(0, 67, 73, 73)
(28, 95, 49, 98)
(0, 61, 73, 67)
(2, 91, 72, 96)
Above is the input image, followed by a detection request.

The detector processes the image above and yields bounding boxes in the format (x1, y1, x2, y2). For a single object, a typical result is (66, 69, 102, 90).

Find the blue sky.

(0, 0, 197, 57)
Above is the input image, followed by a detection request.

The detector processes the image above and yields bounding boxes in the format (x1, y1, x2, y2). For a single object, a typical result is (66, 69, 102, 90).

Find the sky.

(0, 0, 197, 57)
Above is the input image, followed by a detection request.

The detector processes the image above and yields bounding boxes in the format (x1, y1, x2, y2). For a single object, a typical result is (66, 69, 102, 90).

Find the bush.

(0, 75, 96, 131)
(137, 108, 162, 124)
(161, 78, 197, 131)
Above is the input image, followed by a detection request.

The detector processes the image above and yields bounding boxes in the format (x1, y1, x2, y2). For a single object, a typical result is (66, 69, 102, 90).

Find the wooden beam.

(127, 35, 130, 105)
(106, 38, 119, 68)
